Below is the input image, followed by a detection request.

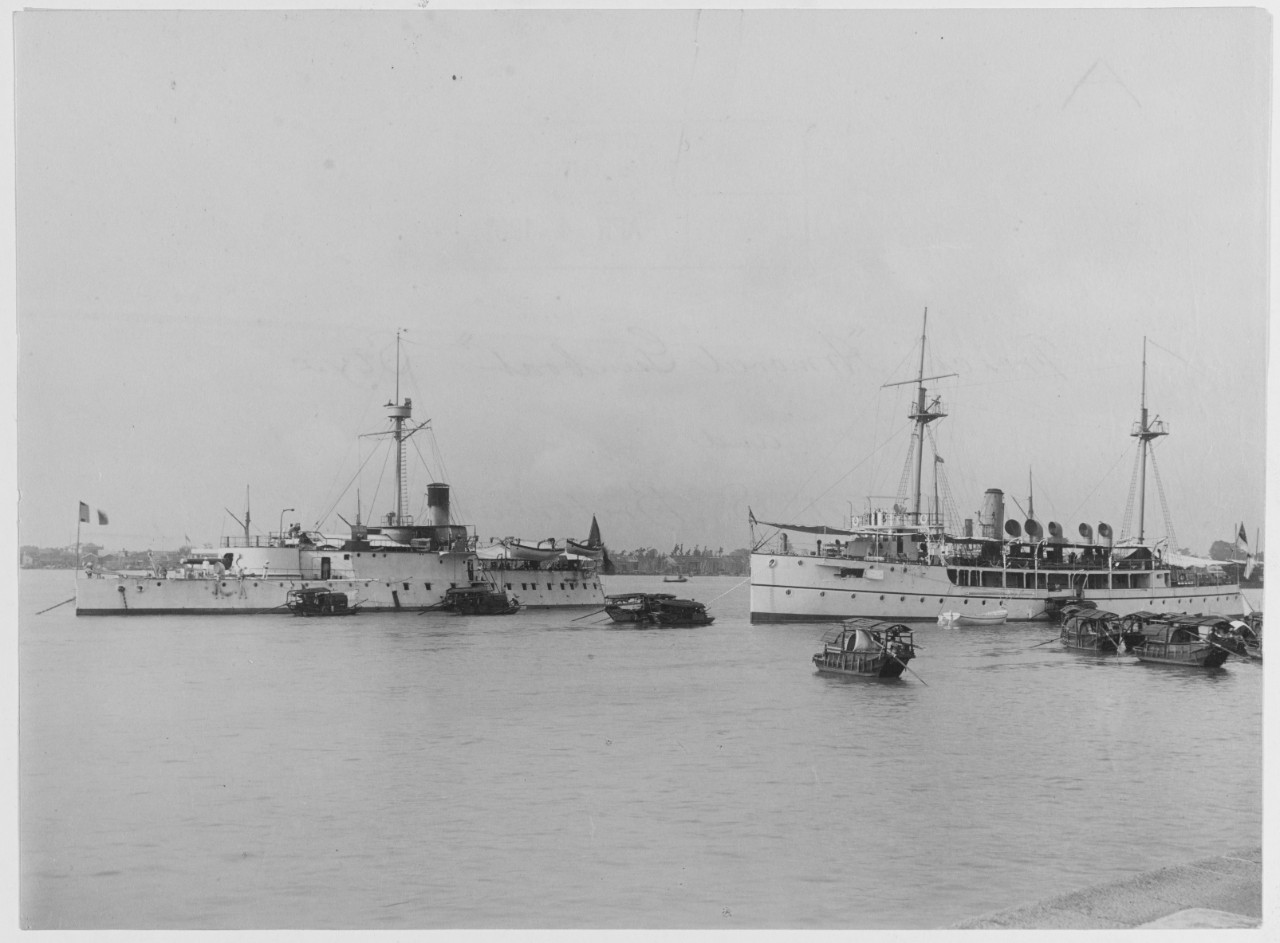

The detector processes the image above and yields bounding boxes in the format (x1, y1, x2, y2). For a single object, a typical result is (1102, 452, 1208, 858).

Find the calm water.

(19, 570, 1263, 929)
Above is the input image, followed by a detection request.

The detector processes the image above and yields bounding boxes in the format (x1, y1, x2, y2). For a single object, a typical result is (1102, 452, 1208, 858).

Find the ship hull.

(750, 553, 1243, 624)
(77, 551, 604, 615)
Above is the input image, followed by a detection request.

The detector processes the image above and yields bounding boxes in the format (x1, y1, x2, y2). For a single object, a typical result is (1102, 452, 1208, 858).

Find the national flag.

(79, 501, 109, 524)
(1238, 523, 1248, 546)
(748, 507, 757, 525)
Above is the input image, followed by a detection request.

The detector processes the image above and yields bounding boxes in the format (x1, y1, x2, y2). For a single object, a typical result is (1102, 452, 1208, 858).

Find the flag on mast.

(79, 502, 109, 524)
(1238, 523, 1248, 546)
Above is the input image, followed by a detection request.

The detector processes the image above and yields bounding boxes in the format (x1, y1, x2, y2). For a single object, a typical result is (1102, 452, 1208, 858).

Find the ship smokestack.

(427, 482, 450, 526)
(979, 489, 1005, 539)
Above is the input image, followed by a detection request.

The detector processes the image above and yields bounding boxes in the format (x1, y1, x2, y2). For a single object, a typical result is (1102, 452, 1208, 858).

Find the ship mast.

(389, 329, 411, 526)
(363, 329, 431, 529)
(1130, 336, 1168, 543)
(883, 309, 957, 526)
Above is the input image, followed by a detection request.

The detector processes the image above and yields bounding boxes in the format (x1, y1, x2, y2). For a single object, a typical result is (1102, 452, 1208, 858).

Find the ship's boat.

(476, 538, 564, 563)
(812, 619, 916, 679)
(938, 608, 1007, 627)
(565, 539, 603, 560)
(749, 317, 1243, 624)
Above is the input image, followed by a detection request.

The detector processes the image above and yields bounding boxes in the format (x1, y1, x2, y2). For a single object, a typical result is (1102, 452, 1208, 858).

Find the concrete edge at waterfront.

(952, 847, 1262, 929)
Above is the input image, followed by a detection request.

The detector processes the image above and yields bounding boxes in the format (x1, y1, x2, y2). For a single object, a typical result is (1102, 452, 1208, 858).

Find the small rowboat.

(938, 608, 1008, 627)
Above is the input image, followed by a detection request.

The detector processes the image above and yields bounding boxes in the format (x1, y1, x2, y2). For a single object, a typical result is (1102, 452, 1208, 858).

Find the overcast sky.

(13, 6, 1271, 557)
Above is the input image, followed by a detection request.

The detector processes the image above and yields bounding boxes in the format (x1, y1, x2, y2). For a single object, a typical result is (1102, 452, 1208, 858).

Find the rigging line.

(1063, 443, 1134, 526)
(781, 353, 921, 522)
(703, 577, 750, 606)
(1143, 338, 1189, 366)
(425, 429, 469, 526)
(778, 424, 912, 525)
(924, 425, 962, 531)
(1119, 447, 1142, 541)
(365, 440, 394, 525)
(1147, 446, 1178, 549)
(313, 432, 365, 529)
(315, 444, 385, 530)
(408, 435, 450, 523)
(777, 392, 885, 520)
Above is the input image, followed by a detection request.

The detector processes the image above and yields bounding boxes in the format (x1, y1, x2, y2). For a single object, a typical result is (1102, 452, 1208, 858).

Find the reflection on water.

(20, 571, 1262, 929)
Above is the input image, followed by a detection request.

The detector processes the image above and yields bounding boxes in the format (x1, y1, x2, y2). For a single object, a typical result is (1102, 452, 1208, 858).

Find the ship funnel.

(980, 489, 1005, 539)
(427, 482, 451, 526)
(1025, 519, 1043, 539)
(1078, 523, 1094, 543)
(1048, 521, 1063, 541)
(1005, 519, 1022, 538)
(1098, 522, 1113, 547)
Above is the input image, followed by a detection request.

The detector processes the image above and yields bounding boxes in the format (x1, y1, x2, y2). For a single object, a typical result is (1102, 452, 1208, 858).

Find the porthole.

(786, 590, 792, 595)
(964, 599, 969, 605)
(879, 595, 885, 600)
(820, 592, 825, 597)
(920, 597, 925, 603)
(900, 596, 905, 602)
